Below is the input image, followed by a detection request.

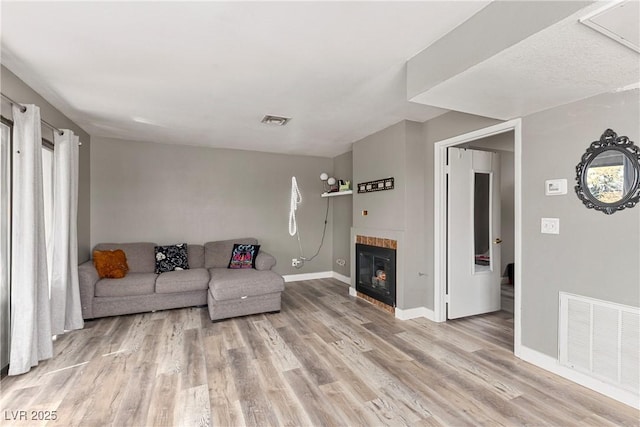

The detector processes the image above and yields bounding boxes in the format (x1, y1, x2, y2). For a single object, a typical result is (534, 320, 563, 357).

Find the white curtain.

(50, 130, 83, 335)
(9, 104, 53, 375)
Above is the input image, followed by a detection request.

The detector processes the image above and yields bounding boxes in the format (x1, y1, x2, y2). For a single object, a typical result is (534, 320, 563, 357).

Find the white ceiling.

(2, 1, 638, 158)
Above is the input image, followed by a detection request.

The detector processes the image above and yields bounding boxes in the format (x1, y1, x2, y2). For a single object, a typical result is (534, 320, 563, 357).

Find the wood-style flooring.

(1, 278, 638, 426)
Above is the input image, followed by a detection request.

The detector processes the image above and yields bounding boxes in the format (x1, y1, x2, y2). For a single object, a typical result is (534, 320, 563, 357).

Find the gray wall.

(353, 121, 406, 231)
(332, 151, 353, 277)
(1, 66, 92, 262)
(404, 121, 429, 307)
(521, 89, 640, 357)
(90, 137, 334, 275)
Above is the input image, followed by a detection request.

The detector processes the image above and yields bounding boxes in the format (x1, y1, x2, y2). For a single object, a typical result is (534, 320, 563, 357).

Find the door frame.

(433, 118, 522, 356)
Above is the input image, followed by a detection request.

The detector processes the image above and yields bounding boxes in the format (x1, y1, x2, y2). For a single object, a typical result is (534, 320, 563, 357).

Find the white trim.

(332, 272, 351, 285)
(519, 345, 639, 409)
(513, 121, 523, 357)
(283, 271, 333, 282)
(433, 119, 523, 356)
(395, 306, 436, 321)
(283, 271, 351, 283)
(349, 286, 357, 297)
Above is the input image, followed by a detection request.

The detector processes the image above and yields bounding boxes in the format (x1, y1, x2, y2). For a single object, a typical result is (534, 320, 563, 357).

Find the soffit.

(410, 1, 640, 120)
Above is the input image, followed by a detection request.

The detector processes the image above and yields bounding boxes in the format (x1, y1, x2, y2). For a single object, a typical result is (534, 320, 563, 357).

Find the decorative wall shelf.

(321, 190, 353, 198)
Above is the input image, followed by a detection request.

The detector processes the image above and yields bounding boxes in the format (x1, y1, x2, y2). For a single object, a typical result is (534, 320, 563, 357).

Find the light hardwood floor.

(1, 278, 638, 426)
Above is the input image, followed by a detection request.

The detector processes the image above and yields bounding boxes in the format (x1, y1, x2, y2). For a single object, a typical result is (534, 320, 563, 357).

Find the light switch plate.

(545, 179, 567, 195)
(541, 217, 560, 234)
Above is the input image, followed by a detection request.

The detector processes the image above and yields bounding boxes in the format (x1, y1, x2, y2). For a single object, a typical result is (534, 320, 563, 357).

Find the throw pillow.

(228, 244, 260, 269)
(93, 249, 129, 279)
(155, 243, 189, 273)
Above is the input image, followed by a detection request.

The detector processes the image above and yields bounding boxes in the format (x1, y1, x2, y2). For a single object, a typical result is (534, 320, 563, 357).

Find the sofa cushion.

(95, 273, 157, 297)
(94, 242, 156, 273)
(209, 268, 284, 301)
(205, 238, 258, 268)
(93, 249, 129, 278)
(155, 243, 189, 273)
(156, 268, 209, 293)
(254, 251, 277, 271)
(228, 244, 260, 269)
(187, 244, 205, 269)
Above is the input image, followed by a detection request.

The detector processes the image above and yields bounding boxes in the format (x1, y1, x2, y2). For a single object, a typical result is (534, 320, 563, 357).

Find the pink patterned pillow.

(228, 244, 260, 269)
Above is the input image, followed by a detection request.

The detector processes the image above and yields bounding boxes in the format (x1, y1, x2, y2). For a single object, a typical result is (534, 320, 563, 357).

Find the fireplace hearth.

(356, 243, 396, 307)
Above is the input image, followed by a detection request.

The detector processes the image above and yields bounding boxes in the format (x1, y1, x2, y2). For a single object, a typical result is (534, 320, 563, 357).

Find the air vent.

(559, 292, 640, 395)
(261, 115, 291, 126)
(580, 0, 640, 53)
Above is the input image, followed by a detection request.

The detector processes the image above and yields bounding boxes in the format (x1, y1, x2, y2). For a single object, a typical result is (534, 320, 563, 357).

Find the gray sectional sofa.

(78, 238, 284, 321)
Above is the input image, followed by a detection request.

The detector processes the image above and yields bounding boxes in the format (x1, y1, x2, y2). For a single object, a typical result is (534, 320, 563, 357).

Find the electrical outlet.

(336, 258, 346, 266)
(541, 217, 560, 234)
(292, 258, 301, 267)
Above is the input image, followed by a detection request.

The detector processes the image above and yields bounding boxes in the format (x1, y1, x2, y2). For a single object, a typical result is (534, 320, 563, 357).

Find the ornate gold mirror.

(575, 129, 640, 214)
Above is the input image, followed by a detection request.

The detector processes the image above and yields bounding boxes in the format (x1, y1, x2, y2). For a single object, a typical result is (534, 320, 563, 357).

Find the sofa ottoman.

(207, 267, 284, 321)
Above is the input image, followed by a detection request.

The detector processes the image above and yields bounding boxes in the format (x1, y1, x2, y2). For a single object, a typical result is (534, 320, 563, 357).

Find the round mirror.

(575, 129, 640, 215)
(585, 149, 634, 204)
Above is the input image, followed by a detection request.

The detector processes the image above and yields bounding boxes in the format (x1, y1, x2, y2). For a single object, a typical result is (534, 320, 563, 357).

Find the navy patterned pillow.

(228, 244, 260, 269)
(155, 243, 189, 273)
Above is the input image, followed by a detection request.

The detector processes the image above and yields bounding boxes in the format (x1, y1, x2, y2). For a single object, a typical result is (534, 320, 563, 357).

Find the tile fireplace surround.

(355, 235, 397, 314)
(356, 235, 397, 250)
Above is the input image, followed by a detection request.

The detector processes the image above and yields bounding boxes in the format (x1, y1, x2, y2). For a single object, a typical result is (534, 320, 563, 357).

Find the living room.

(1, 1, 639, 425)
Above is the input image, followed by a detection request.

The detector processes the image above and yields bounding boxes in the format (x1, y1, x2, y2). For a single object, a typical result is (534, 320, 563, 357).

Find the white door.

(447, 147, 501, 319)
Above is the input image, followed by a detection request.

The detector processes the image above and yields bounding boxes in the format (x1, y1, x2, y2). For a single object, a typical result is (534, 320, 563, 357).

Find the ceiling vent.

(580, 0, 640, 53)
(261, 115, 291, 126)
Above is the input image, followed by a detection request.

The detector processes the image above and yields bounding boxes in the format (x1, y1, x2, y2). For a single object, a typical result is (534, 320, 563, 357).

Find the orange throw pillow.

(93, 249, 129, 279)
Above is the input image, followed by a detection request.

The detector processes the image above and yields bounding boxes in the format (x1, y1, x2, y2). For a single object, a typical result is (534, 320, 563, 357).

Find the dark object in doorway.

(503, 263, 514, 285)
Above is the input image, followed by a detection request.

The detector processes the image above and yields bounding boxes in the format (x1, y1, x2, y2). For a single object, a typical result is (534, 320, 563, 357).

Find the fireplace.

(356, 243, 396, 307)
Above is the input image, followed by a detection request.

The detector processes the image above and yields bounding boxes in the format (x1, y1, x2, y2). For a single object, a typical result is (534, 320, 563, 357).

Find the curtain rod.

(1, 92, 65, 137)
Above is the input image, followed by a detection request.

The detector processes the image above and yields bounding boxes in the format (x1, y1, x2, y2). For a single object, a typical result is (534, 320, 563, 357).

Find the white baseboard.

(346, 290, 435, 322)
(395, 306, 436, 321)
(518, 345, 639, 409)
(283, 271, 351, 284)
(283, 271, 333, 282)
(332, 272, 351, 285)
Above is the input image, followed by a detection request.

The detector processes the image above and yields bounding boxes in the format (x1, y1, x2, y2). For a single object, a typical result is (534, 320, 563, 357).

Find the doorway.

(433, 119, 522, 356)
